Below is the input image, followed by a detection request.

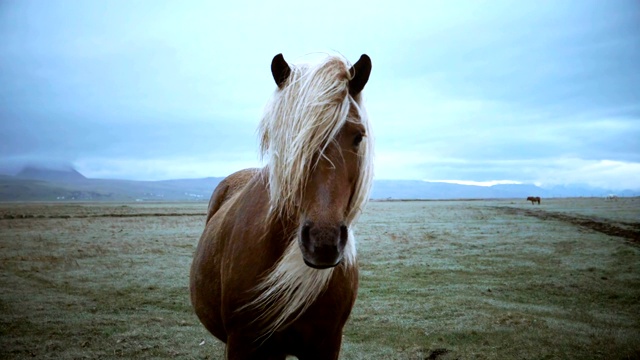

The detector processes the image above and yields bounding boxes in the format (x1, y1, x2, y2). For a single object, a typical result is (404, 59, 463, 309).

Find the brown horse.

(190, 53, 373, 359)
(527, 196, 541, 205)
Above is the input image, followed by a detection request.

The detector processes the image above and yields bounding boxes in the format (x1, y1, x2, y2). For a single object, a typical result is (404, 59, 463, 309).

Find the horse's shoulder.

(207, 168, 262, 223)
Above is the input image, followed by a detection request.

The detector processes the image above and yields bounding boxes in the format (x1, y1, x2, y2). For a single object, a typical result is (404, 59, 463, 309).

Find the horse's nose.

(300, 221, 348, 269)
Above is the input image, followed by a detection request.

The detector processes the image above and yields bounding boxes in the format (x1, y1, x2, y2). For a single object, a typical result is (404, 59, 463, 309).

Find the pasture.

(1, 198, 639, 359)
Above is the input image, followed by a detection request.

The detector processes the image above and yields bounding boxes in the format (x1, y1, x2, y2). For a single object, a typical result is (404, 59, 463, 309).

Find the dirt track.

(496, 206, 640, 244)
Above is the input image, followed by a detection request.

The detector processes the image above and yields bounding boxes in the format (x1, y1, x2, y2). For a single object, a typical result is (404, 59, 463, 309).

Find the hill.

(16, 165, 87, 183)
(0, 166, 636, 202)
(369, 181, 628, 199)
(2, 167, 223, 201)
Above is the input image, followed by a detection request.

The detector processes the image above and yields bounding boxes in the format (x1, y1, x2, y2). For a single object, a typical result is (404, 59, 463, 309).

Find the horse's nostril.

(301, 222, 313, 243)
(340, 224, 348, 245)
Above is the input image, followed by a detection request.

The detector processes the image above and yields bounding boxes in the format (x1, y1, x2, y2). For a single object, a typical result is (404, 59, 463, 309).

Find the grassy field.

(1, 198, 639, 359)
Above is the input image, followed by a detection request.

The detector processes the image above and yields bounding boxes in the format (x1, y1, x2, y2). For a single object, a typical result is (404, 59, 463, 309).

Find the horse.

(190, 53, 373, 359)
(526, 196, 541, 205)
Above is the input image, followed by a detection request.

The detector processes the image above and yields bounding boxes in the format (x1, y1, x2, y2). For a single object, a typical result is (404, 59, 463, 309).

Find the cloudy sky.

(1, 0, 639, 189)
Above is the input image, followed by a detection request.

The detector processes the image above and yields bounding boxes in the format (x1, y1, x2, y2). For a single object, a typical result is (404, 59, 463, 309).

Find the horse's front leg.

(294, 333, 343, 360)
(225, 334, 286, 360)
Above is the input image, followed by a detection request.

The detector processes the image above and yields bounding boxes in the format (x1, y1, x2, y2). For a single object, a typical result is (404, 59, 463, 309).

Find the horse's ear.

(348, 54, 372, 96)
(271, 53, 291, 89)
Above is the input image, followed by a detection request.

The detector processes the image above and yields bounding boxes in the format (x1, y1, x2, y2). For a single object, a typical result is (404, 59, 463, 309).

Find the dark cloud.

(0, 113, 258, 159)
(0, 0, 638, 187)
(394, 1, 640, 116)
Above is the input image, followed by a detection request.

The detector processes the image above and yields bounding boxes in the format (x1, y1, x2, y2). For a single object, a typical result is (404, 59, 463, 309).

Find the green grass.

(1, 199, 639, 359)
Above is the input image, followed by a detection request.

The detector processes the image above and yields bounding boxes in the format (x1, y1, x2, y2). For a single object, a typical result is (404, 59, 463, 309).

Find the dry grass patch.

(1, 199, 639, 359)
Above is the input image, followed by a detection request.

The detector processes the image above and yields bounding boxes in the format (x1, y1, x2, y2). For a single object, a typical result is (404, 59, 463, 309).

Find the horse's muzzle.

(299, 221, 348, 269)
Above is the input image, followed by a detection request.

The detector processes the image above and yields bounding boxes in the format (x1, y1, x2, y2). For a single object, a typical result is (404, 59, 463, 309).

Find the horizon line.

(422, 179, 524, 187)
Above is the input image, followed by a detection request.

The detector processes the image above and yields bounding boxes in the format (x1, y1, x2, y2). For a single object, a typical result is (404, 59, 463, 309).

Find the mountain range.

(0, 166, 636, 202)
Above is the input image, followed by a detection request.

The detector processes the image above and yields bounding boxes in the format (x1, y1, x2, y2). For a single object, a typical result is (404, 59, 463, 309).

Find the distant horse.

(190, 53, 373, 359)
(606, 194, 618, 201)
(527, 196, 541, 205)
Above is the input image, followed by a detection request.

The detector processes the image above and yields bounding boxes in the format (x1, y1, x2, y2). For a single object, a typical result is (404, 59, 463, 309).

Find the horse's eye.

(353, 133, 364, 147)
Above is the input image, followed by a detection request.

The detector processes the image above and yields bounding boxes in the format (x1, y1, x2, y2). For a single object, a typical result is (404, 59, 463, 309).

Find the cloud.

(531, 158, 640, 190)
(424, 179, 523, 187)
(74, 153, 262, 181)
(394, 156, 640, 190)
(1, 0, 639, 190)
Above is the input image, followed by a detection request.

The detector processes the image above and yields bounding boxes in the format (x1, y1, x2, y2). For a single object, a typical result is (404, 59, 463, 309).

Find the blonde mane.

(243, 54, 373, 339)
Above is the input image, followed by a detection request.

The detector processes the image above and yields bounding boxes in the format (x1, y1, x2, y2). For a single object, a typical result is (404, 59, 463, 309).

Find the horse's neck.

(238, 169, 298, 258)
(259, 166, 302, 237)
(265, 210, 299, 249)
